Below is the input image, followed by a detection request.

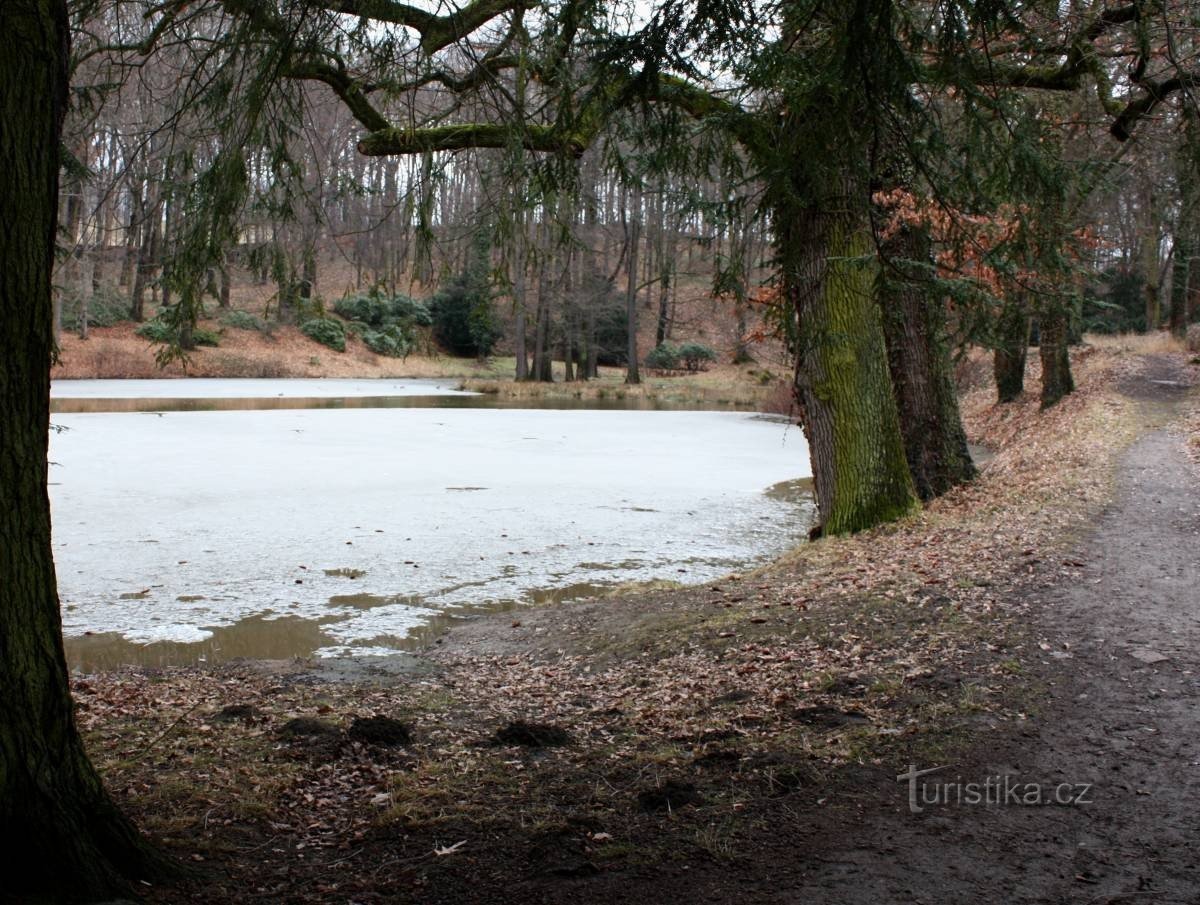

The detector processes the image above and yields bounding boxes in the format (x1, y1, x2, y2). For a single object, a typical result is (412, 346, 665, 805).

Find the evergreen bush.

(300, 317, 345, 352)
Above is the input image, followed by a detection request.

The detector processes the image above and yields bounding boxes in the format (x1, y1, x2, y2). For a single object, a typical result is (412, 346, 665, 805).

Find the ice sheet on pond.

(51, 377, 473, 399)
(50, 406, 812, 663)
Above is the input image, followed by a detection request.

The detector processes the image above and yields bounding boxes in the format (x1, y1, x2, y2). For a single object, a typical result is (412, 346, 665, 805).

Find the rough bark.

(1038, 308, 1075, 409)
(994, 296, 1030, 403)
(624, 204, 641, 385)
(879, 226, 976, 500)
(777, 194, 918, 536)
(0, 3, 175, 900)
(129, 204, 159, 323)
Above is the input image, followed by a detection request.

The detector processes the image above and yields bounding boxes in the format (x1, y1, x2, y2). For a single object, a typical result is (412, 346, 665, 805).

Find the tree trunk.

(1139, 224, 1160, 331)
(1170, 236, 1191, 338)
(119, 192, 138, 289)
(512, 223, 529, 380)
(993, 296, 1030, 403)
(561, 266, 576, 382)
(777, 195, 917, 536)
(1038, 308, 1075, 409)
(219, 259, 232, 311)
(0, 4, 175, 900)
(1188, 251, 1200, 325)
(624, 201, 641, 385)
(655, 269, 671, 347)
(879, 226, 975, 500)
(532, 239, 554, 382)
(129, 204, 159, 323)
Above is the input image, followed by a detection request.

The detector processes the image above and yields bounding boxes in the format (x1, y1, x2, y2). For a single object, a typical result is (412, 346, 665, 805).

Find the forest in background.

(6, 3, 1200, 901)
(58, 1, 1200, 389)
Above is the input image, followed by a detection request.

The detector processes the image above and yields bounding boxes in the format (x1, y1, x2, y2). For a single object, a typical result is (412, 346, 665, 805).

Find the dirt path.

(501, 359, 1200, 905)
(773, 368, 1200, 904)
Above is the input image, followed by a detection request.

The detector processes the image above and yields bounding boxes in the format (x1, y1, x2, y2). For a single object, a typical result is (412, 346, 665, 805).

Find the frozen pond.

(51, 390, 813, 671)
(52, 377, 472, 399)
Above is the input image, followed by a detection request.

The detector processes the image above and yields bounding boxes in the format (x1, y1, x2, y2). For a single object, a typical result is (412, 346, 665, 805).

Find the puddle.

(52, 382, 815, 671)
(65, 614, 345, 672)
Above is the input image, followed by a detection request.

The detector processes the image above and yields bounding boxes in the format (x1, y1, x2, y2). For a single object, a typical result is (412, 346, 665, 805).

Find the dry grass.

(461, 361, 785, 408)
(52, 322, 505, 381)
(1083, 330, 1186, 356)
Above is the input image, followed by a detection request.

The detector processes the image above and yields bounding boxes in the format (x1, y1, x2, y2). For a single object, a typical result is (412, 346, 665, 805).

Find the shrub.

(61, 285, 132, 330)
(388, 295, 432, 327)
(134, 320, 174, 343)
(645, 343, 680, 370)
(430, 228, 500, 358)
(333, 293, 384, 325)
(333, 289, 430, 355)
(134, 319, 219, 347)
(218, 309, 265, 331)
(334, 291, 432, 329)
(678, 342, 717, 371)
(300, 317, 345, 352)
(362, 325, 412, 358)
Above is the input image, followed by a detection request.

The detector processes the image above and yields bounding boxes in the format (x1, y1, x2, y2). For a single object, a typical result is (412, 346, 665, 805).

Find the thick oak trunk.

(993, 296, 1030, 403)
(879, 227, 975, 500)
(777, 197, 917, 536)
(1038, 308, 1075, 409)
(0, 4, 175, 901)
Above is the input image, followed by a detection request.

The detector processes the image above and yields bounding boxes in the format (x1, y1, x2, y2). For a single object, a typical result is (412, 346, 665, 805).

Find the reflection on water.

(51, 393, 760, 415)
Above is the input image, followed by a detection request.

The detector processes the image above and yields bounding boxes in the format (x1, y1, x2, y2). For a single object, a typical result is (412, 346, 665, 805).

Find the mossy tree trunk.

(775, 189, 918, 536)
(994, 296, 1030, 403)
(879, 226, 975, 500)
(0, 3, 176, 900)
(1038, 307, 1075, 409)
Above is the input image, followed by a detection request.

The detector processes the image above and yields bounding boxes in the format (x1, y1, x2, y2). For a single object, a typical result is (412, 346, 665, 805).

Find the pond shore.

(51, 322, 785, 411)
(73, 344, 1200, 904)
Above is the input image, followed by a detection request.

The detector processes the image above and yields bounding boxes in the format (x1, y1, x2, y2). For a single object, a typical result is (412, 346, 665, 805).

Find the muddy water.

(50, 381, 813, 671)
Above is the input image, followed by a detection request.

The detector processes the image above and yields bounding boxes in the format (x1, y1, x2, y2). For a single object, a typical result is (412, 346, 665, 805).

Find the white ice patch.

(51, 405, 812, 658)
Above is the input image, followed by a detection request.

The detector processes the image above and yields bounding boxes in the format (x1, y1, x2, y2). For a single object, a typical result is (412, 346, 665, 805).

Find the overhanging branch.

(356, 122, 589, 155)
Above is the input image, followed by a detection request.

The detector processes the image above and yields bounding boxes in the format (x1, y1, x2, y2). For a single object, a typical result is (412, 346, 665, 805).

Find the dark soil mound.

(279, 717, 340, 738)
(491, 720, 572, 748)
(213, 704, 259, 723)
(636, 779, 703, 812)
(348, 716, 412, 747)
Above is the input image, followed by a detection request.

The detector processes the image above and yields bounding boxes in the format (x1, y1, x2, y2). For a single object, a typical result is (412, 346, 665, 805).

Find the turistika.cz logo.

(896, 765, 1094, 814)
